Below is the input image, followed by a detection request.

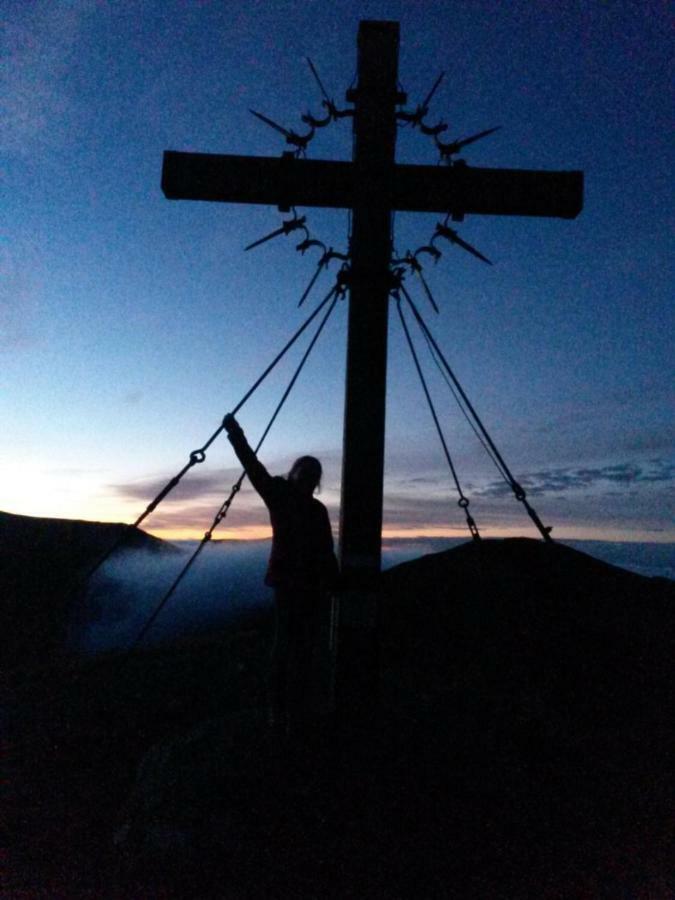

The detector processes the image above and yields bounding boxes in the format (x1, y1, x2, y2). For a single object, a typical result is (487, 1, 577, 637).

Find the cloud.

(475, 459, 675, 499)
(109, 446, 344, 512)
(143, 501, 269, 533)
(108, 468, 280, 534)
(110, 470, 244, 505)
(108, 455, 674, 538)
(402, 476, 445, 487)
(383, 490, 471, 527)
(620, 426, 675, 454)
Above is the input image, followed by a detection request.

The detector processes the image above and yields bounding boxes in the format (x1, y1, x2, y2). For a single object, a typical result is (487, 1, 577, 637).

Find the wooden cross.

(161, 20, 583, 588)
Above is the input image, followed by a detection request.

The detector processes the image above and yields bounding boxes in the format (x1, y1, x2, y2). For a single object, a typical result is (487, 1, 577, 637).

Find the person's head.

(287, 455, 322, 496)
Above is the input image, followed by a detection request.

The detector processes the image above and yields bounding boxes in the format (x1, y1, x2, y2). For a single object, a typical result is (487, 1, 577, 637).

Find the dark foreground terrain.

(0, 510, 177, 670)
(4, 533, 674, 897)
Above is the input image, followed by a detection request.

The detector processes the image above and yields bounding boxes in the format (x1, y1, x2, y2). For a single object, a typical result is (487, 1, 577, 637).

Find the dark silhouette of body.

(224, 414, 338, 735)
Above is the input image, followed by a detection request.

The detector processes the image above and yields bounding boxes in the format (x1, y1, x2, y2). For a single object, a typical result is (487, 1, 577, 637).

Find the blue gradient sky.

(3, 1, 673, 541)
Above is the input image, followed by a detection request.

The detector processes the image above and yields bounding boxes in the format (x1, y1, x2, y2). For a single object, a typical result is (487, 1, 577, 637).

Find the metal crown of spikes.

(391, 72, 502, 310)
(246, 61, 500, 311)
(245, 59, 353, 305)
(302, 58, 355, 128)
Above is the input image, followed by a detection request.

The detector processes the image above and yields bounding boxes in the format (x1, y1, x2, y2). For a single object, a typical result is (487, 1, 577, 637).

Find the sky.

(3, 0, 674, 544)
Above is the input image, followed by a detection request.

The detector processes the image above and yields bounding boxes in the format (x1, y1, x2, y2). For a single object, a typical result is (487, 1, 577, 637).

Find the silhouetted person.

(224, 414, 339, 737)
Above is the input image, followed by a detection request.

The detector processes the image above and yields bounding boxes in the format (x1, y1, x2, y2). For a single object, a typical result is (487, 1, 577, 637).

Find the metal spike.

(421, 71, 445, 112)
(249, 109, 291, 139)
(438, 125, 501, 157)
(250, 109, 314, 150)
(306, 57, 331, 103)
(244, 224, 287, 252)
(245, 213, 308, 251)
(451, 233, 492, 265)
(454, 125, 501, 151)
(434, 224, 492, 265)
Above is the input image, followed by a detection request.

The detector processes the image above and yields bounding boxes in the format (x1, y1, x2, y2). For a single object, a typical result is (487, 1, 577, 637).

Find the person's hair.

(287, 455, 322, 492)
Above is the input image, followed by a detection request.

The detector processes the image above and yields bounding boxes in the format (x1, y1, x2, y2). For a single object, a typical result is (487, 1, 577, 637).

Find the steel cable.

(400, 285, 552, 542)
(396, 298, 480, 541)
(419, 317, 512, 487)
(392, 268, 514, 485)
(129, 286, 341, 649)
(75, 284, 340, 590)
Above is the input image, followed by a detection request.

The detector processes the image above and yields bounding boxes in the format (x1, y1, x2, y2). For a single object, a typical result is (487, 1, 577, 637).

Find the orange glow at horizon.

(147, 524, 274, 542)
(145, 522, 675, 544)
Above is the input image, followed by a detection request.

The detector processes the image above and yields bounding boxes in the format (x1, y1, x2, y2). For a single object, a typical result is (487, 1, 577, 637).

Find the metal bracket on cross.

(432, 219, 492, 265)
(396, 71, 447, 135)
(249, 109, 315, 156)
(302, 57, 355, 127)
(390, 250, 441, 314)
(244, 208, 309, 251)
(435, 126, 502, 163)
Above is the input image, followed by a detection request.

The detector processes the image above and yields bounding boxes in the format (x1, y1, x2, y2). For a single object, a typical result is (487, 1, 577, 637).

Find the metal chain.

(76, 283, 341, 590)
(129, 285, 342, 649)
(395, 295, 481, 541)
(390, 75, 552, 542)
(401, 287, 553, 542)
(418, 316, 513, 489)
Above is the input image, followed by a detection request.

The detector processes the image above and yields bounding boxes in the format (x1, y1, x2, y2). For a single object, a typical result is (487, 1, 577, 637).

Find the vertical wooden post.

(339, 20, 401, 586)
(336, 21, 401, 722)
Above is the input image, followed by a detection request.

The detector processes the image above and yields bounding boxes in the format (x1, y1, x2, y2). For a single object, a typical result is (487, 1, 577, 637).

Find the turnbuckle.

(457, 496, 481, 541)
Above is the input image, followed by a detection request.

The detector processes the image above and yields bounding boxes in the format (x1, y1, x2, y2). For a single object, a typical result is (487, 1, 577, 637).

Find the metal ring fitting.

(189, 449, 206, 465)
(457, 497, 470, 509)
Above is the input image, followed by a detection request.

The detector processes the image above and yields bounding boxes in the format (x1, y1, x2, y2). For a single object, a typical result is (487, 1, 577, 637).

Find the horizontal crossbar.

(162, 151, 583, 219)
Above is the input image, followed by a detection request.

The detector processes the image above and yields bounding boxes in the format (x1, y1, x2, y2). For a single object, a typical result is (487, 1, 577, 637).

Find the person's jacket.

(228, 426, 339, 591)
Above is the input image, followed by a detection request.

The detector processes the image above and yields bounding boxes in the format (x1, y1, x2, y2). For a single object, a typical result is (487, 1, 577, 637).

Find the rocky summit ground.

(4, 537, 674, 897)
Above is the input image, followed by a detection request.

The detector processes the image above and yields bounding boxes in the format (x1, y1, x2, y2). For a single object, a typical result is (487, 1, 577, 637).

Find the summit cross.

(161, 20, 583, 587)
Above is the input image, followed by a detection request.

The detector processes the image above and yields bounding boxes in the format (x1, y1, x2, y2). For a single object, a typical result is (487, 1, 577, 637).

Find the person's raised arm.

(223, 414, 274, 504)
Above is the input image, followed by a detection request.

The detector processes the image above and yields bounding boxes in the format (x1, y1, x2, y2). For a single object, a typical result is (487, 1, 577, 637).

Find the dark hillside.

(6, 537, 674, 896)
(380, 538, 673, 750)
(0, 510, 177, 669)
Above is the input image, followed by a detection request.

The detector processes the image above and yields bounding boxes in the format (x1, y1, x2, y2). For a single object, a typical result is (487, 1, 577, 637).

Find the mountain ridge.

(1, 509, 177, 668)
